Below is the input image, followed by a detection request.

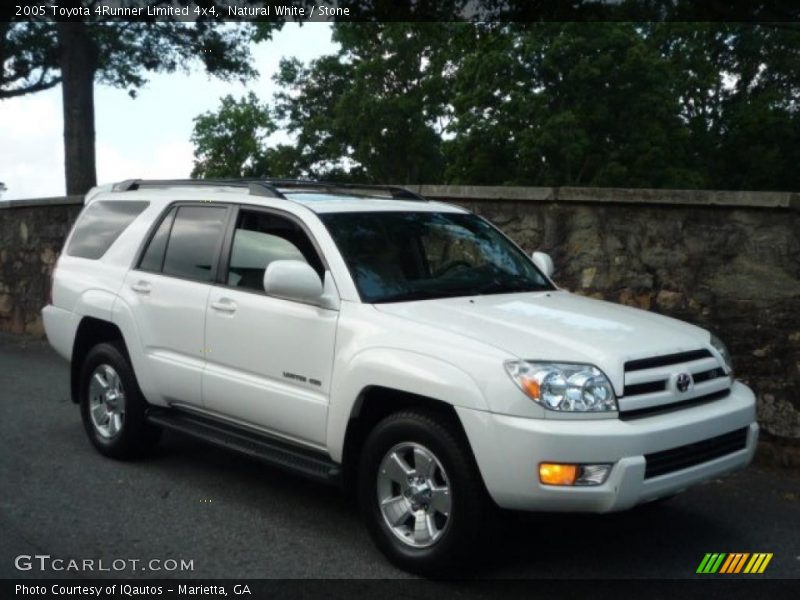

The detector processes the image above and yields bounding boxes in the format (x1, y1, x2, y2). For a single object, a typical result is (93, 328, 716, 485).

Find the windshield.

(321, 211, 554, 303)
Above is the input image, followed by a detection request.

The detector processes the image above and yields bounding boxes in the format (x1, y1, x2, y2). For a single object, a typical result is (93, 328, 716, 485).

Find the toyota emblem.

(676, 372, 693, 393)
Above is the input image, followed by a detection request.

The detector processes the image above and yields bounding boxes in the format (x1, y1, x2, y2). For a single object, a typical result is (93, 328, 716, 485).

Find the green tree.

(646, 22, 800, 190)
(191, 21, 800, 192)
(446, 23, 701, 187)
(192, 93, 274, 179)
(191, 92, 305, 180)
(267, 22, 705, 187)
(272, 23, 456, 183)
(1, 3, 276, 194)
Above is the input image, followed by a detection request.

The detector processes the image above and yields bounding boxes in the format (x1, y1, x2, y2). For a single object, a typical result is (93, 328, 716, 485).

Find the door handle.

(130, 281, 151, 295)
(210, 299, 237, 313)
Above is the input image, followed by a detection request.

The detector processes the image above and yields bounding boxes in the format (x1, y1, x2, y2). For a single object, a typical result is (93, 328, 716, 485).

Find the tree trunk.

(57, 23, 98, 195)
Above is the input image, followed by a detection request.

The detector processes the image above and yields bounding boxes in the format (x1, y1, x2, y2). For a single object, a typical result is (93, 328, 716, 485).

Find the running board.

(146, 408, 341, 485)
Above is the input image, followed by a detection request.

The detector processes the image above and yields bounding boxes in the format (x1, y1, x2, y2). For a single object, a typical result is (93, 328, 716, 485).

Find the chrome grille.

(618, 348, 731, 419)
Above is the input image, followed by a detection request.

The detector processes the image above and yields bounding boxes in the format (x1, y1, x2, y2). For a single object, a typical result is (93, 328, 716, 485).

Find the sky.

(0, 24, 337, 201)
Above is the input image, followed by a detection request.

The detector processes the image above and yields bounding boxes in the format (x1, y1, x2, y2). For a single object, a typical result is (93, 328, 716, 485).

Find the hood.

(374, 290, 711, 388)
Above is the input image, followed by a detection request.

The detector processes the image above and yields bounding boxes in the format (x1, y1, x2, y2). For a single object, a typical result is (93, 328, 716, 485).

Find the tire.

(79, 341, 160, 459)
(357, 410, 490, 575)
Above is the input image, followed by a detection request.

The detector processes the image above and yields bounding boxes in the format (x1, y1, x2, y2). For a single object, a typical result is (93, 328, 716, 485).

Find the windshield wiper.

(374, 279, 542, 303)
(373, 290, 446, 303)
(474, 278, 540, 296)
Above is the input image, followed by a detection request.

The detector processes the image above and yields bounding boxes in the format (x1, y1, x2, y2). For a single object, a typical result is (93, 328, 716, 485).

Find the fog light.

(575, 464, 612, 486)
(539, 463, 612, 486)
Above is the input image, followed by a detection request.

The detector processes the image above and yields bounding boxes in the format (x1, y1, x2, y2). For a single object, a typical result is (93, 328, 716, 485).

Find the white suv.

(43, 179, 758, 573)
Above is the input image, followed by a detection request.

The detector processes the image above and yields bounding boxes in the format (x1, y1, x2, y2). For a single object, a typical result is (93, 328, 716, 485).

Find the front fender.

(326, 348, 490, 461)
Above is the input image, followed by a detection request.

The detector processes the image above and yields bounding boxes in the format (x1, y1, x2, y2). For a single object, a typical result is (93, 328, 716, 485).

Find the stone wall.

(1, 188, 798, 452)
(0, 198, 82, 336)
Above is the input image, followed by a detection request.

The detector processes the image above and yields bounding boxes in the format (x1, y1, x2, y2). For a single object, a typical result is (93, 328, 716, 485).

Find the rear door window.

(67, 201, 149, 259)
(161, 205, 228, 282)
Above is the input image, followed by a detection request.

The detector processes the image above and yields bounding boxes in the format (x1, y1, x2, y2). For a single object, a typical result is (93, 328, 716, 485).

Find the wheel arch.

(70, 317, 127, 403)
(339, 385, 488, 500)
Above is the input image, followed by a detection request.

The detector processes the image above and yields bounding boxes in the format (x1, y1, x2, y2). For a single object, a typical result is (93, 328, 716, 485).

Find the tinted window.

(162, 206, 227, 282)
(67, 201, 149, 259)
(226, 210, 323, 292)
(322, 212, 552, 303)
(138, 207, 176, 272)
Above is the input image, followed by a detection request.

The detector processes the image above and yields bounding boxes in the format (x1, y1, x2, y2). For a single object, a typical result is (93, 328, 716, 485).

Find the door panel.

(123, 203, 229, 407)
(203, 289, 337, 446)
(121, 271, 211, 406)
(202, 207, 337, 447)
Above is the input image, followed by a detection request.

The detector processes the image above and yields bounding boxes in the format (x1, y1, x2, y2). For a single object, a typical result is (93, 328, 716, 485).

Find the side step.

(146, 407, 341, 485)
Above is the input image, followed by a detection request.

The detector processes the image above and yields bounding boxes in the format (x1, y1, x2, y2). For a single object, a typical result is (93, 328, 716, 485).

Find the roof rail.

(260, 179, 427, 201)
(111, 178, 427, 201)
(112, 179, 286, 199)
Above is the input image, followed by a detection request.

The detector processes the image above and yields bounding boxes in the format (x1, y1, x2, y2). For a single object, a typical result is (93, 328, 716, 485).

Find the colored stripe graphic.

(719, 554, 736, 574)
(743, 553, 773, 574)
(700, 552, 773, 574)
(720, 553, 749, 573)
(733, 553, 750, 573)
(697, 553, 727, 573)
(696, 553, 713, 573)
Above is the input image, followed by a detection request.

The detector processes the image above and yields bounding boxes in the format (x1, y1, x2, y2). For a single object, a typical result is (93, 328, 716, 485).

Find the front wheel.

(79, 342, 160, 459)
(357, 410, 490, 575)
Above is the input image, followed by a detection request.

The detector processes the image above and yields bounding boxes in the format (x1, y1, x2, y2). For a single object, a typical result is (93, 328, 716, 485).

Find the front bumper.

(456, 381, 758, 512)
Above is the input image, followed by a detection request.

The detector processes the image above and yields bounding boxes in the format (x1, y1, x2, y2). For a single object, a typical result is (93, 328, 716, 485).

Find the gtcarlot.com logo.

(14, 554, 194, 573)
(696, 552, 773, 574)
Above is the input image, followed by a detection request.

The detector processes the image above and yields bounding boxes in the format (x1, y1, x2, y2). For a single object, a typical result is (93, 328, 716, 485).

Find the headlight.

(504, 361, 617, 412)
(710, 334, 734, 375)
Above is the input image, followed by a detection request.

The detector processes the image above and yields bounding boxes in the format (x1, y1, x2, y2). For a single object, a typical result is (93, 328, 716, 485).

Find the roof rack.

(262, 179, 426, 201)
(111, 178, 427, 201)
(112, 178, 285, 199)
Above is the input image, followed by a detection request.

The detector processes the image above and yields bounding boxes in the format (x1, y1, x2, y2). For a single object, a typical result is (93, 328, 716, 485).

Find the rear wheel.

(79, 342, 160, 459)
(357, 410, 490, 575)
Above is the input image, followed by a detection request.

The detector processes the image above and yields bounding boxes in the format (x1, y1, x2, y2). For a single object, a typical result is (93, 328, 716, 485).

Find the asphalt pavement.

(1, 333, 798, 580)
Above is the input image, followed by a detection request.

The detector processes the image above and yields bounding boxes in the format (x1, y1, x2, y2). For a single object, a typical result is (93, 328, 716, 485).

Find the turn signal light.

(520, 377, 540, 400)
(539, 463, 578, 486)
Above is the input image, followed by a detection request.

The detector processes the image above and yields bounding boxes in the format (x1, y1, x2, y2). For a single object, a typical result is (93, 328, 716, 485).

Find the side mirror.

(532, 251, 555, 279)
(263, 260, 323, 304)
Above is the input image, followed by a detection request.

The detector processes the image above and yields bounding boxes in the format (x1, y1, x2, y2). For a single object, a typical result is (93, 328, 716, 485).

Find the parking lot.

(1, 332, 798, 579)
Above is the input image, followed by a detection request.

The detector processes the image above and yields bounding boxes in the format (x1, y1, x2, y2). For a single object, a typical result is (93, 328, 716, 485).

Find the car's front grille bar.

(619, 389, 730, 420)
(692, 367, 727, 384)
(624, 380, 668, 396)
(643, 427, 748, 479)
(624, 349, 712, 372)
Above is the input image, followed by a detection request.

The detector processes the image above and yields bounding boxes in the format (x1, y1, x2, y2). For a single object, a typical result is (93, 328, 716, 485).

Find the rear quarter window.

(66, 201, 149, 259)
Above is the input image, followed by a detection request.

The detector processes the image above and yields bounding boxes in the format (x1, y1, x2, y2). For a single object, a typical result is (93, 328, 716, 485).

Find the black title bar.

(4, 0, 800, 23)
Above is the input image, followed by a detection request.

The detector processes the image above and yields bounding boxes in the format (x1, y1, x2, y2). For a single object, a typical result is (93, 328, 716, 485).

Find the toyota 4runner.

(42, 179, 758, 573)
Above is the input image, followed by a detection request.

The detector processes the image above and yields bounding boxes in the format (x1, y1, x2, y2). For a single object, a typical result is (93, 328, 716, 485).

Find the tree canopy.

(192, 22, 800, 191)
